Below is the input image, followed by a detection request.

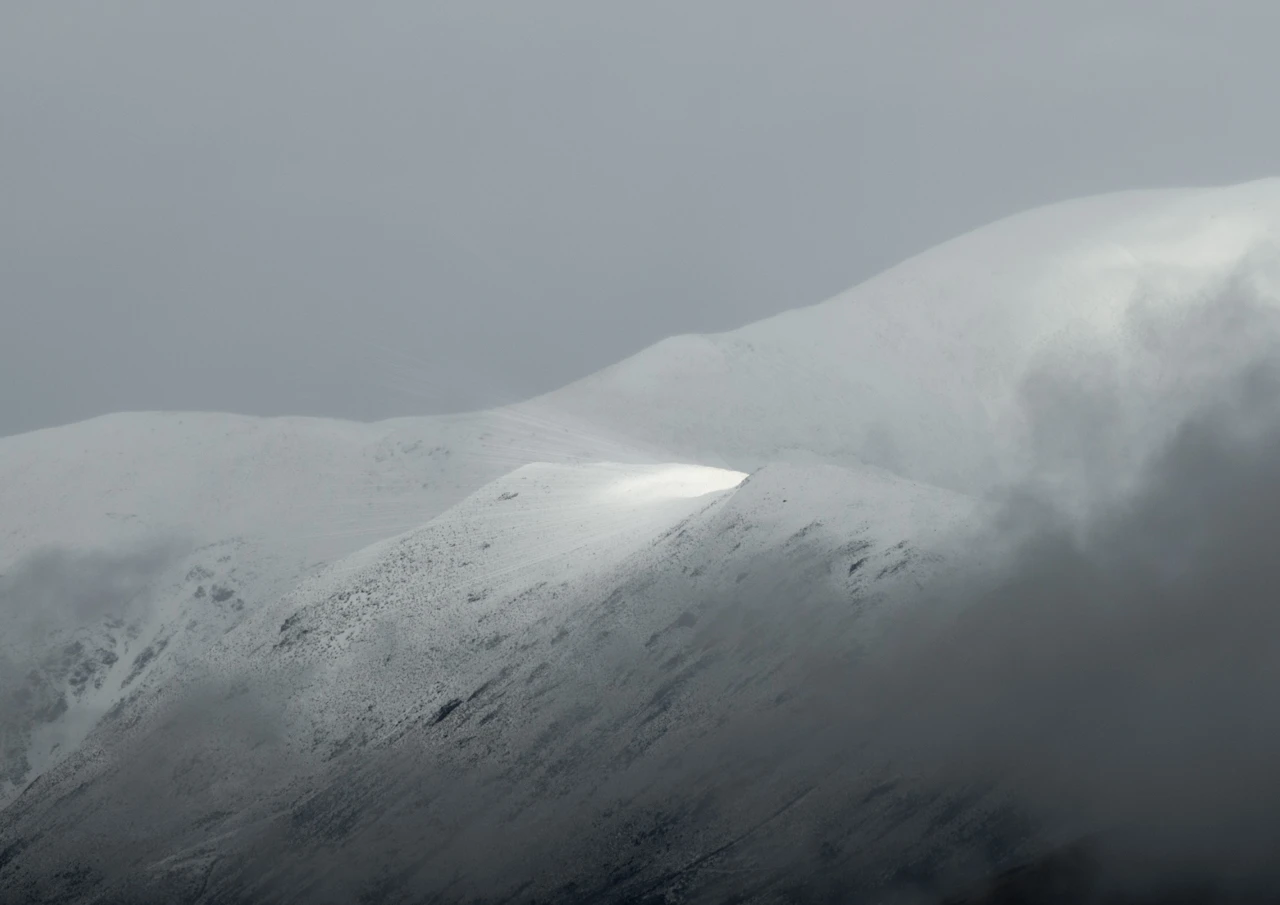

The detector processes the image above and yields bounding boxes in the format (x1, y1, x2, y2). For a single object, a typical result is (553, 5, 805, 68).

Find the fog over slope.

(4, 181, 1280, 903)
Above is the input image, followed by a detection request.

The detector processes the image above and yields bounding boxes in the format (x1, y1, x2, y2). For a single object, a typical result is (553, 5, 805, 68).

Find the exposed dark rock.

(431, 698, 463, 725)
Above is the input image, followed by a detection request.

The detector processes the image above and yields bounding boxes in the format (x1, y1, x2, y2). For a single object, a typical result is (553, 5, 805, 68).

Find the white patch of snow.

(594, 463, 747, 503)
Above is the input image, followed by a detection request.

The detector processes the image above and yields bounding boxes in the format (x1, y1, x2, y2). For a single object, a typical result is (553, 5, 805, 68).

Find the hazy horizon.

(5, 1, 1280, 438)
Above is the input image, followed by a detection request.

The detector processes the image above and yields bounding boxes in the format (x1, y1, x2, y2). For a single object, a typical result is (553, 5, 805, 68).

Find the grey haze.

(3, 0, 1279, 436)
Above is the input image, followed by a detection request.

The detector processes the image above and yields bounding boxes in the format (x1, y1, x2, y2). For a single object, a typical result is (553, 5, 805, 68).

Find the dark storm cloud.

(835, 299, 1280, 899)
(4, 1, 1280, 436)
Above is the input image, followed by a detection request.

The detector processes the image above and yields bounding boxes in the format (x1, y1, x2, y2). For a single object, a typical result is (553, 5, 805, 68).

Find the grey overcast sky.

(3, 1, 1279, 437)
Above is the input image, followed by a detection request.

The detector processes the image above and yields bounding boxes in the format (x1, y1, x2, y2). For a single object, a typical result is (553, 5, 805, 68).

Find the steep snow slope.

(0, 408, 653, 802)
(0, 412, 451, 804)
(213, 457, 963, 767)
(0, 458, 982, 904)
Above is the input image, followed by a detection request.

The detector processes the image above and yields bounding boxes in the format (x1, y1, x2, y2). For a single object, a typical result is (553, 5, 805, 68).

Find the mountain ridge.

(4, 179, 1280, 902)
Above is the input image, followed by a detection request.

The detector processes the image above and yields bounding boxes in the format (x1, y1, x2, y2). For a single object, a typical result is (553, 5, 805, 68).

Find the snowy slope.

(3, 179, 1280, 901)
(0, 457, 981, 903)
(0, 407, 654, 803)
(5, 179, 1276, 579)
(0, 407, 646, 569)
(541, 179, 1280, 493)
(211, 457, 968, 767)
(8, 179, 1271, 571)
(0, 412, 449, 804)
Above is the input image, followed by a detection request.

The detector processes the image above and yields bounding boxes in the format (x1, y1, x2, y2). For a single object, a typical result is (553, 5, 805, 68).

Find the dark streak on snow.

(432, 698, 463, 725)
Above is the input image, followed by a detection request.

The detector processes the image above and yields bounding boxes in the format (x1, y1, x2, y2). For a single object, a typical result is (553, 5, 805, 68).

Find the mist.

(0, 545, 179, 795)
(0, 546, 178, 636)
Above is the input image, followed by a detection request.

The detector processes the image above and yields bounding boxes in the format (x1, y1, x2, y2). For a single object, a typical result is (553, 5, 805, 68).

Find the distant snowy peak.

(540, 179, 1280, 494)
(6, 180, 1277, 562)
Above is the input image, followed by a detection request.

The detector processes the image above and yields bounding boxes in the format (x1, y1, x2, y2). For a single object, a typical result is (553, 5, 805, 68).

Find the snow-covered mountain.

(3, 179, 1280, 903)
(0, 410, 657, 807)
(3, 458, 982, 903)
(546, 180, 1280, 493)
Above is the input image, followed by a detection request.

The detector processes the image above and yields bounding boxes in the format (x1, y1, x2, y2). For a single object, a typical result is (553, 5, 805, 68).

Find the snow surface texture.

(3, 179, 1280, 902)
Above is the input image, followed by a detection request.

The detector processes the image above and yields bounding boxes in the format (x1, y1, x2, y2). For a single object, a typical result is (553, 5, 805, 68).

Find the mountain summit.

(4, 180, 1280, 903)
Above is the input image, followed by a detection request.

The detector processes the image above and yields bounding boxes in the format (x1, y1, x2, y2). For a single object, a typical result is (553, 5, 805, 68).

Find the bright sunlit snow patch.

(595, 463, 748, 503)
